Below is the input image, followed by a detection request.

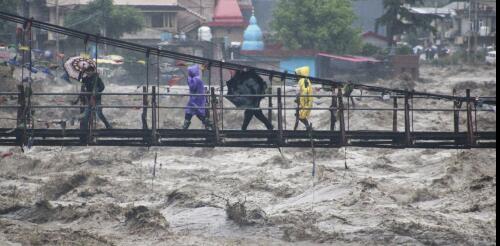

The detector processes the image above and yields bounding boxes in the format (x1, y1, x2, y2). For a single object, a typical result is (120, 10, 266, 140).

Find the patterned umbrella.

(63, 56, 96, 80)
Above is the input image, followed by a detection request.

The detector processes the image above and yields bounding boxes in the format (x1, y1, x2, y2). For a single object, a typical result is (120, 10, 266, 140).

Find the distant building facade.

(409, 1, 496, 48)
(45, 0, 198, 45)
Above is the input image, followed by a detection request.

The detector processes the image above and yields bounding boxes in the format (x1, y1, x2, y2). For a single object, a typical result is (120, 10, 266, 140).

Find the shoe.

(182, 120, 191, 130)
(204, 121, 213, 131)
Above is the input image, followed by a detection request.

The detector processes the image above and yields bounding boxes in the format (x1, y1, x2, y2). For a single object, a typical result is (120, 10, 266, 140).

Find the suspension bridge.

(0, 11, 496, 149)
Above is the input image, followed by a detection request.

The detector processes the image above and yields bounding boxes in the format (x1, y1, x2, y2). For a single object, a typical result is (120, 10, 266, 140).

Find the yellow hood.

(295, 66, 310, 77)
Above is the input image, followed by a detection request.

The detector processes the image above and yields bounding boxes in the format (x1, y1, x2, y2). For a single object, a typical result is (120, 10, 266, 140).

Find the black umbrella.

(226, 70, 268, 108)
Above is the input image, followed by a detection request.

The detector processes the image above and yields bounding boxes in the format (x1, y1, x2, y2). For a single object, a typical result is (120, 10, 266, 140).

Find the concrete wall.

(212, 28, 245, 43)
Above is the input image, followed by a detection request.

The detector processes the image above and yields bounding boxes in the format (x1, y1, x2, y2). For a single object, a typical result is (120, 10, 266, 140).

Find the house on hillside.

(45, 0, 205, 45)
(455, 0, 496, 48)
(408, 1, 496, 48)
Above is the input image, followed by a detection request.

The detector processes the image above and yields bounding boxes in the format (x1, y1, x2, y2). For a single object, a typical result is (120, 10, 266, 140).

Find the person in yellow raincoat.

(294, 66, 313, 131)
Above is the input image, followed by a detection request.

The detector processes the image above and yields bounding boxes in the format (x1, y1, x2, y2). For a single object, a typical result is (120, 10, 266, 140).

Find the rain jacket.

(296, 66, 313, 120)
(185, 65, 207, 117)
(81, 72, 105, 102)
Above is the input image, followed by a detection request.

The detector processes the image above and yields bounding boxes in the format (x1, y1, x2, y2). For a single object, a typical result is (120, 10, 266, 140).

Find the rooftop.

(207, 0, 246, 27)
(47, 0, 178, 7)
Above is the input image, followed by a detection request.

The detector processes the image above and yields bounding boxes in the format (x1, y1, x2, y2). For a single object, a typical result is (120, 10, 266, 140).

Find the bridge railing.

(0, 85, 496, 148)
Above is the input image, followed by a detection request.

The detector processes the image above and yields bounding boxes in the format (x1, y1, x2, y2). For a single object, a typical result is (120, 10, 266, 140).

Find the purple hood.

(188, 65, 200, 78)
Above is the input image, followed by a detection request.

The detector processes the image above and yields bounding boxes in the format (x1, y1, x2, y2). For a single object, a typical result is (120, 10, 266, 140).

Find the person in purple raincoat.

(183, 65, 213, 130)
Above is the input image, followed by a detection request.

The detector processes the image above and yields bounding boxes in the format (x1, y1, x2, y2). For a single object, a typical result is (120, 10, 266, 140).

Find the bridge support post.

(393, 96, 399, 146)
(338, 87, 346, 146)
(393, 96, 398, 132)
(142, 86, 148, 131)
(211, 88, 221, 145)
(16, 85, 26, 145)
(151, 86, 158, 144)
(330, 88, 338, 145)
(277, 88, 284, 145)
(156, 54, 161, 130)
(206, 63, 212, 121)
(219, 66, 224, 131)
(268, 74, 274, 125)
(466, 89, 475, 148)
(453, 89, 460, 145)
(404, 91, 412, 147)
(282, 72, 287, 131)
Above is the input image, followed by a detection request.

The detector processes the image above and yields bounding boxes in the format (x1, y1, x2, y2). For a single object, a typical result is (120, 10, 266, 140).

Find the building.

(408, 1, 496, 48)
(45, 0, 203, 45)
(455, 0, 496, 48)
(207, 0, 247, 43)
(238, 47, 318, 77)
(177, 0, 210, 37)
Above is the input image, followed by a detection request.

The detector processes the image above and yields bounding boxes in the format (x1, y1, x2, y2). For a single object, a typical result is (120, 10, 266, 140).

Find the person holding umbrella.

(226, 70, 273, 131)
(79, 67, 112, 129)
(65, 56, 112, 129)
(183, 64, 212, 130)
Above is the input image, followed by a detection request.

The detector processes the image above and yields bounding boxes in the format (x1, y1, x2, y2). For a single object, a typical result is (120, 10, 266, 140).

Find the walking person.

(226, 70, 273, 131)
(183, 64, 212, 130)
(77, 67, 112, 129)
(242, 108, 273, 131)
(294, 66, 313, 131)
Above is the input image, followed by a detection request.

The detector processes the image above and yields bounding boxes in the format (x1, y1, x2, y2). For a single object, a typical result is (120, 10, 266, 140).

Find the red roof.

(241, 49, 319, 58)
(318, 53, 381, 63)
(207, 0, 246, 27)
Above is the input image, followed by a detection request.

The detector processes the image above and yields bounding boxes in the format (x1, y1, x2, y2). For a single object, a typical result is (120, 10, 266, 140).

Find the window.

(151, 13, 164, 28)
(147, 12, 176, 29)
(166, 13, 175, 28)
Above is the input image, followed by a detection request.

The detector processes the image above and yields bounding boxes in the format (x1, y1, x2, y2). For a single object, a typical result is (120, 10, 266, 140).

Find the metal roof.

(49, 0, 178, 7)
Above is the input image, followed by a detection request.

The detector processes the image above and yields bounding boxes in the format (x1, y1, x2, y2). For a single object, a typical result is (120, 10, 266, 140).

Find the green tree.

(361, 43, 383, 57)
(271, 0, 362, 54)
(64, 0, 144, 39)
(376, 0, 435, 47)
